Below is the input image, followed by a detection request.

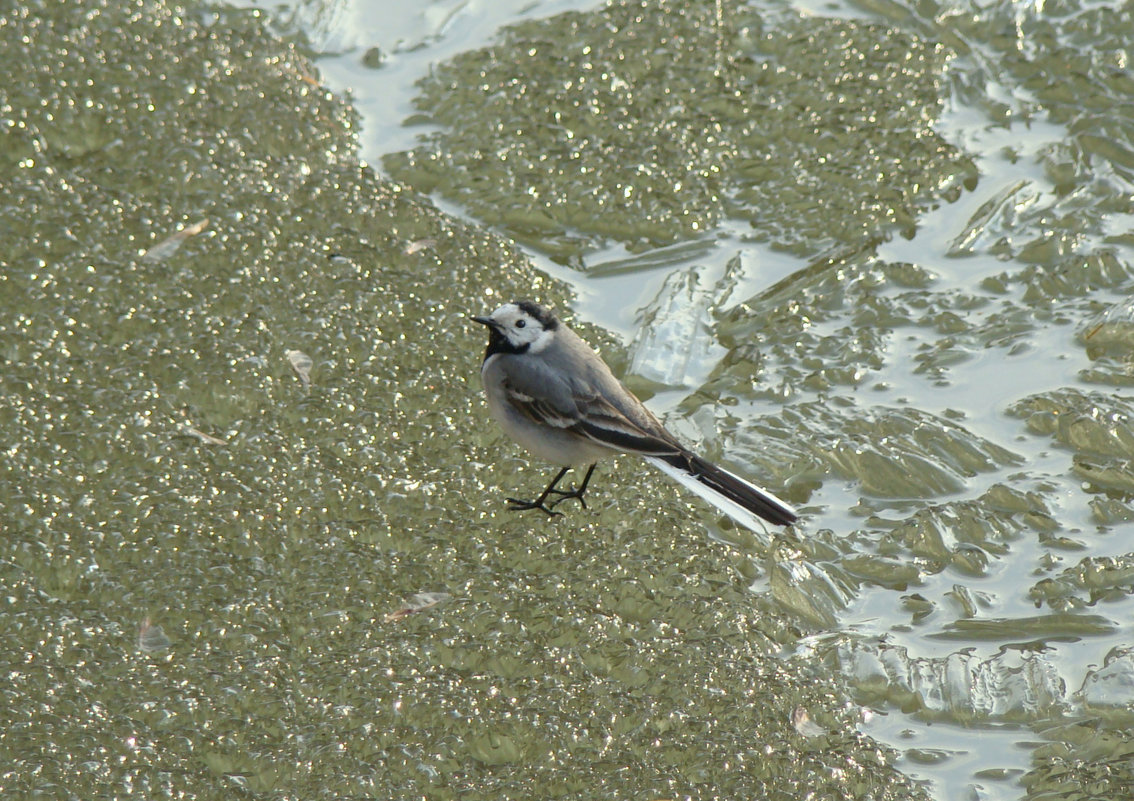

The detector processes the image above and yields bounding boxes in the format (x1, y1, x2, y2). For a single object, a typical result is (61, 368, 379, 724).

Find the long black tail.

(645, 451, 798, 528)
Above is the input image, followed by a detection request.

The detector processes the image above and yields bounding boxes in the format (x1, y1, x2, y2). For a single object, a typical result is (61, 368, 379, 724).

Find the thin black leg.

(547, 463, 597, 510)
(506, 466, 572, 517)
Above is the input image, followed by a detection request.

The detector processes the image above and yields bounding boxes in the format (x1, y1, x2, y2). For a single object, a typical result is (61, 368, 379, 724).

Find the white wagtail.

(471, 300, 798, 528)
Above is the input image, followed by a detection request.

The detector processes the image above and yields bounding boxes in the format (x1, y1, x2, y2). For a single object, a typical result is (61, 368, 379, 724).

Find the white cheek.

(527, 328, 555, 353)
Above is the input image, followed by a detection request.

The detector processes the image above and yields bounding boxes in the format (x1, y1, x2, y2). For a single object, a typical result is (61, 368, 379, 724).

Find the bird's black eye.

(515, 319, 526, 328)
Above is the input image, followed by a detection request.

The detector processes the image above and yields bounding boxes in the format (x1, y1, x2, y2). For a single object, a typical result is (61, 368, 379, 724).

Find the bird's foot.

(505, 497, 563, 517)
(547, 486, 588, 510)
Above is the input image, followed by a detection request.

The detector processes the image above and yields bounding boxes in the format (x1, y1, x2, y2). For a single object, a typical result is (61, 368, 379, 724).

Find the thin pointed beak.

(470, 315, 496, 328)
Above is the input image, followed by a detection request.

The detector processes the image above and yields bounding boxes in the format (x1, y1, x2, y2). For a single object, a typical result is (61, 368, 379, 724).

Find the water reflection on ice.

(628, 256, 743, 389)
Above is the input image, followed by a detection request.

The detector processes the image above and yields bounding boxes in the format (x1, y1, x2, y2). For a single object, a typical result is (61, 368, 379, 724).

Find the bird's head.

(471, 300, 559, 356)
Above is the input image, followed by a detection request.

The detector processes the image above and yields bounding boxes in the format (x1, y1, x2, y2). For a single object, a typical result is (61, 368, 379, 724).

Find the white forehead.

(490, 303, 531, 323)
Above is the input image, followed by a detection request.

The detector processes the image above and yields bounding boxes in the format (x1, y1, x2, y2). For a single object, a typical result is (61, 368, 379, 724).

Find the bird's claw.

(547, 487, 587, 510)
(505, 497, 563, 517)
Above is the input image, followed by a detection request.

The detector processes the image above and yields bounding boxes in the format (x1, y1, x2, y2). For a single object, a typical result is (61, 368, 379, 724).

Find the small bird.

(470, 300, 798, 528)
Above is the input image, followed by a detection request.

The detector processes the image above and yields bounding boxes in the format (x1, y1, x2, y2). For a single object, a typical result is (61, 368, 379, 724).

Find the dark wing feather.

(571, 392, 684, 457)
(500, 371, 684, 457)
(504, 384, 579, 429)
(496, 353, 583, 428)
